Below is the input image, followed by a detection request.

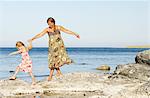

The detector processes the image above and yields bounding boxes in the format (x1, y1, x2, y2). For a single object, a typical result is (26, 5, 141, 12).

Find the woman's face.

(48, 20, 54, 27)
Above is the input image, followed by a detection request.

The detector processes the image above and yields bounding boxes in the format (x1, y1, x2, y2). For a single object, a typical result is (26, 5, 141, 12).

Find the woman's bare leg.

(28, 72, 36, 85)
(56, 67, 62, 76)
(47, 68, 54, 81)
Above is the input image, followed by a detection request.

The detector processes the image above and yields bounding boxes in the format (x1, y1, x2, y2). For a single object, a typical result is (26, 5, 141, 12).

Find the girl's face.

(16, 43, 23, 49)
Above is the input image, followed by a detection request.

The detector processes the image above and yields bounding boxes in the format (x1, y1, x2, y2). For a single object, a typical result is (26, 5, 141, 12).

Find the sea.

(0, 47, 149, 83)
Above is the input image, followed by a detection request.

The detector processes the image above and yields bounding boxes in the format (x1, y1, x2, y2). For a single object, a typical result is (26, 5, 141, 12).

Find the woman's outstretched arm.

(58, 25, 80, 39)
(29, 28, 48, 41)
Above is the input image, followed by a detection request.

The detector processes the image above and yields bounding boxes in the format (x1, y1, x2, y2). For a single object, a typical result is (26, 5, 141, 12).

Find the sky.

(0, 0, 149, 47)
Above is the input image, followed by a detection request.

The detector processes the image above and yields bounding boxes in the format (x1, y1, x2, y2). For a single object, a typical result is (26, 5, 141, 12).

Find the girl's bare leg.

(47, 68, 54, 81)
(28, 72, 36, 85)
(9, 66, 20, 79)
(56, 67, 62, 76)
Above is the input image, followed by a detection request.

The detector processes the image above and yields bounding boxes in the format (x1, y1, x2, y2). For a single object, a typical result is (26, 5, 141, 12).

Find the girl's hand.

(8, 53, 13, 56)
(28, 39, 33, 42)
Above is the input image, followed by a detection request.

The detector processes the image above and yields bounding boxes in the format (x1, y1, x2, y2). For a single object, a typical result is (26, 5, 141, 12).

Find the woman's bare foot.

(47, 76, 52, 81)
(56, 73, 63, 77)
(9, 76, 16, 80)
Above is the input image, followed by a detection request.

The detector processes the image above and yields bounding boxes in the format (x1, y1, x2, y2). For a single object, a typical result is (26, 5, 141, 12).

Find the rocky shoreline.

(0, 49, 150, 98)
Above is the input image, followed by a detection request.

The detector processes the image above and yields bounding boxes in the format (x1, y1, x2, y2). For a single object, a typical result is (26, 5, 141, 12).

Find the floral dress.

(48, 29, 72, 69)
(18, 48, 32, 73)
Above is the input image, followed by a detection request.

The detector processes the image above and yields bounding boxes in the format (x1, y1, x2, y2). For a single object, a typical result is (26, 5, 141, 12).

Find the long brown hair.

(47, 17, 56, 30)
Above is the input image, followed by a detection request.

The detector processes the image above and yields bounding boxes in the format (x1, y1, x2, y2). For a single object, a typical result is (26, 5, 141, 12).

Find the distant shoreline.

(127, 45, 150, 48)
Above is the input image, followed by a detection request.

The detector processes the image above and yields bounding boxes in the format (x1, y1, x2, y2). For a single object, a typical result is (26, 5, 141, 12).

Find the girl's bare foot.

(31, 81, 36, 86)
(9, 76, 16, 80)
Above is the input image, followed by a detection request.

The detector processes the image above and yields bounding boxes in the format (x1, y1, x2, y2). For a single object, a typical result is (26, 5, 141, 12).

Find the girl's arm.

(9, 51, 21, 56)
(58, 25, 80, 39)
(26, 40, 33, 51)
(28, 28, 48, 42)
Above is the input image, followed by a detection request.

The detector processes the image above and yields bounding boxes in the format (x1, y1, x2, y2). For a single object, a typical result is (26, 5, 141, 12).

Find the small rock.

(83, 93, 86, 96)
(96, 65, 110, 70)
(9, 71, 15, 73)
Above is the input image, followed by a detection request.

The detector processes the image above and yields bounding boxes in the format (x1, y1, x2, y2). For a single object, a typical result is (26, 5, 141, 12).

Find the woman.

(29, 17, 80, 81)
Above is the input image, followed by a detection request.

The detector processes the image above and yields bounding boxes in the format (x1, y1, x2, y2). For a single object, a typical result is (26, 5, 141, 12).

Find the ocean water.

(0, 47, 149, 82)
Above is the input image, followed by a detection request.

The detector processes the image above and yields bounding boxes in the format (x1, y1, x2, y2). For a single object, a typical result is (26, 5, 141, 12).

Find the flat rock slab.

(0, 72, 149, 98)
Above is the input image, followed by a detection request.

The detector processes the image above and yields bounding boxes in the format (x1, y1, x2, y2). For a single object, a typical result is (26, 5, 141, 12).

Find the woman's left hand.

(75, 34, 80, 39)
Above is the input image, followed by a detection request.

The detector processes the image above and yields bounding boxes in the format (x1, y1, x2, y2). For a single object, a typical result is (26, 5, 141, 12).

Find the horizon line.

(0, 46, 149, 49)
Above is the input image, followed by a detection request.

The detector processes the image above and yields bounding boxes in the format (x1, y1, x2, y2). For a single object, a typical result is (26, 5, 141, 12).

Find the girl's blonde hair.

(16, 41, 25, 47)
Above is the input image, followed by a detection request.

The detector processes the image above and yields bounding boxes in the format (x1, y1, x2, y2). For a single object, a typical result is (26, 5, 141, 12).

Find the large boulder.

(135, 49, 150, 65)
(113, 49, 150, 81)
(114, 63, 150, 81)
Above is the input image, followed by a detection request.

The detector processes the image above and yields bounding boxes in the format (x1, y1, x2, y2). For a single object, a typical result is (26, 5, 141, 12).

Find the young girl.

(9, 41, 36, 85)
